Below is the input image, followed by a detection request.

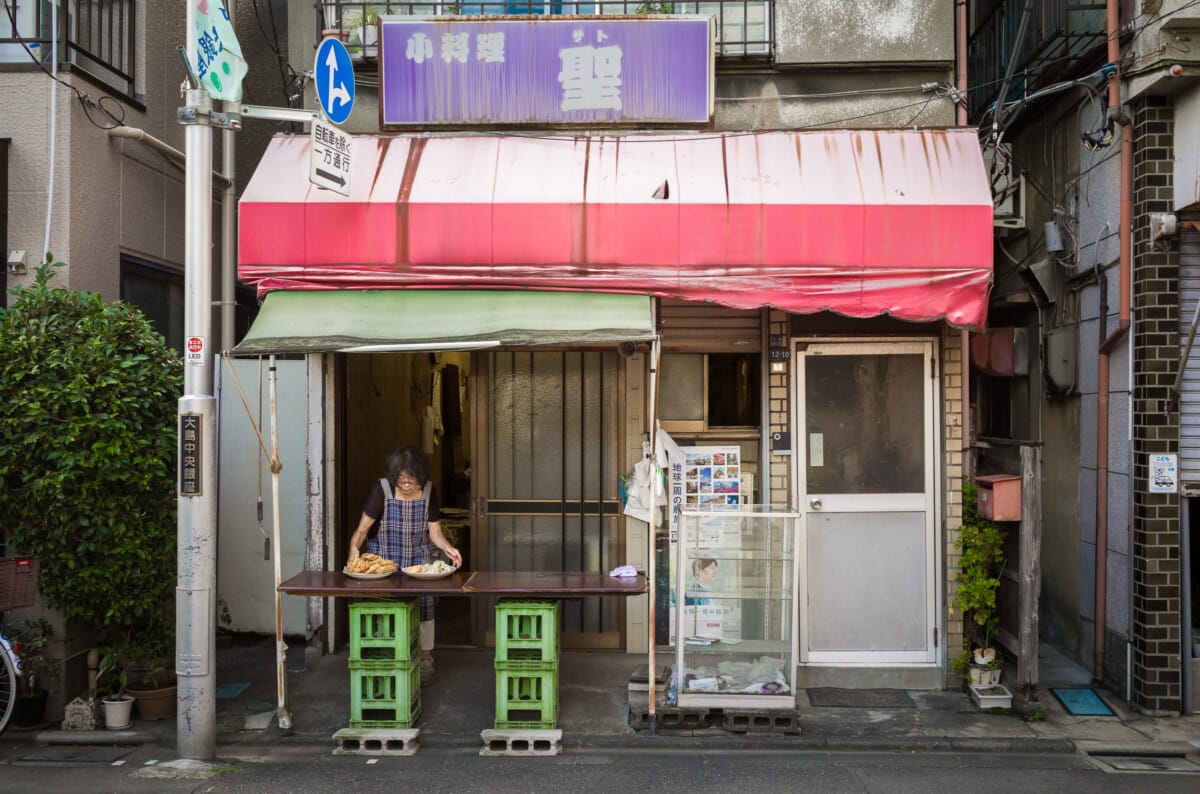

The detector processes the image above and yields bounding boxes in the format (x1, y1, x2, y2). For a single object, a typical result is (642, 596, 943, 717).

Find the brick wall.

(944, 329, 966, 675)
(767, 310, 791, 505)
(1130, 96, 1181, 713)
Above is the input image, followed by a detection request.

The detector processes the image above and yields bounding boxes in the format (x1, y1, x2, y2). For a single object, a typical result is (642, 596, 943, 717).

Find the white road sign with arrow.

(309, 117, 351, 196)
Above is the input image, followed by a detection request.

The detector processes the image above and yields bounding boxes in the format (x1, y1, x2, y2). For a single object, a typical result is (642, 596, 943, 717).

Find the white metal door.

(795, 340, 938, 665)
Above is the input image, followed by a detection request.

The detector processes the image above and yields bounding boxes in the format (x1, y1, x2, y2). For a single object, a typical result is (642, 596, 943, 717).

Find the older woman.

(348, 446, 462, 685)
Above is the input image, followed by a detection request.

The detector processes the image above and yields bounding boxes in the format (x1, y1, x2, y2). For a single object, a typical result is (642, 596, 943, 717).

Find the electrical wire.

(1, 0, 125, 130)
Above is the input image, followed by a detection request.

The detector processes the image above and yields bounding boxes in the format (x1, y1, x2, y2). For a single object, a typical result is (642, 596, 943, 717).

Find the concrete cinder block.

(332, 727, 420, 756)
(479, 728, 562, 756)
(722, 709, 801, 734)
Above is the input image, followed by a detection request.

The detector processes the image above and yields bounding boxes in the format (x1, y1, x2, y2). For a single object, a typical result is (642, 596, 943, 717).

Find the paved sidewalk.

(7, 633, 1200, 760)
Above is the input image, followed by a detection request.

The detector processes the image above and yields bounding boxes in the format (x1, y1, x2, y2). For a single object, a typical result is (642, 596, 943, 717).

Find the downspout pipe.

(1096, 0, 1133, 685)
(956, 0, 972, 482)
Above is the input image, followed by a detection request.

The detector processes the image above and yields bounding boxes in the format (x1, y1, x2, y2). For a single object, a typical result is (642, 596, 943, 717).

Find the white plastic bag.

(622, 458, 659, 524)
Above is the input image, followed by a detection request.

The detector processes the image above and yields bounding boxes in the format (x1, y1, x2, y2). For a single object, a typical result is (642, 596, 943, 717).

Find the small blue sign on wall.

(315, 36, 355, 124)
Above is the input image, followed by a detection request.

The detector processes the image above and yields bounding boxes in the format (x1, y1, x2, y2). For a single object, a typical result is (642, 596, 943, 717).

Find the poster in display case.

(666, 445, 741, 644)
(674, 507, 799, 709)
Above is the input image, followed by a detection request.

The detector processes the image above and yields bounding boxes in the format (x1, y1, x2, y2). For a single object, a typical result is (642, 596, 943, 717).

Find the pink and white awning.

(239, 129, 993, 328)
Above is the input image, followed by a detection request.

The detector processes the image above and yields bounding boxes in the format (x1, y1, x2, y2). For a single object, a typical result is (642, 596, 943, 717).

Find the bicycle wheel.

(0, 642, 16, 734)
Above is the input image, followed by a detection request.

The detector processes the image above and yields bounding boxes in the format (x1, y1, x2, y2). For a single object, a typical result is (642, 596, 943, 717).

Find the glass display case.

(674, 507, 799, 709)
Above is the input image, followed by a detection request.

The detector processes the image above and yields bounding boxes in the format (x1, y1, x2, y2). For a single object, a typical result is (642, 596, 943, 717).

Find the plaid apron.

(365, 478, 434, 620)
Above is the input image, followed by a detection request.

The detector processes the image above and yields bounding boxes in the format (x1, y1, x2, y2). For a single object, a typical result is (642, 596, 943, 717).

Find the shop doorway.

(476, 350, 626, 649)
(794, 340, 939, 665)
(341, 352, 474, 646)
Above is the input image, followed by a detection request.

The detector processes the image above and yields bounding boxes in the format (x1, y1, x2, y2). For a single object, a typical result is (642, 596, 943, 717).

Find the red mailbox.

(976, 474, 1021, 522)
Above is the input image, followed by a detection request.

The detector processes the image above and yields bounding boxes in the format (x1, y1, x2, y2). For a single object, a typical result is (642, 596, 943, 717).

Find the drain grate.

(1088, 754, 1200, 774)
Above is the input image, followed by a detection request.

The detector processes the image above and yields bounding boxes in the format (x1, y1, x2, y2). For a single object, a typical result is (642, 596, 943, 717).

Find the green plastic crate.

(494, 666, 558, 729)
(495, 599, 559, 663)
(349, 659, 421, 728)
(349, 600, 420, 662)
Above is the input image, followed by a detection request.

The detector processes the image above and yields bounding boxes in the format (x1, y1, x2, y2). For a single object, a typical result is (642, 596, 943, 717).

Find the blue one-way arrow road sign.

(315, 37, 354, 125)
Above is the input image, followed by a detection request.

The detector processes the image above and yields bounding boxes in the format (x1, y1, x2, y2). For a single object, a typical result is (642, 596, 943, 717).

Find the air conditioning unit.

(983, 143, 1026, 230)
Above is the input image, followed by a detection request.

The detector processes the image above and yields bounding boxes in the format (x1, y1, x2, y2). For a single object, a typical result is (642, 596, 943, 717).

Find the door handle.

(809, 497, 823, 510)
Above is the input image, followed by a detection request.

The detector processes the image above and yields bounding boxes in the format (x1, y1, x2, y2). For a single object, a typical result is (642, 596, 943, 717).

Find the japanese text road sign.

(309, 118, 352, 196)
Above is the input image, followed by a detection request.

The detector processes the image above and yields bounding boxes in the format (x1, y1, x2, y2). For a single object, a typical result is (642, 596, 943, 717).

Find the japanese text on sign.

(380, 17, 712, 127)
(180, 414, 203, 497)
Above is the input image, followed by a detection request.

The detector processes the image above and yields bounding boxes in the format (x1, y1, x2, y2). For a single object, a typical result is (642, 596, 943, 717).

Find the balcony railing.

(0, 1, 137, 101)
(968, 0, 1107, 121)
(316, 1, 773, 59)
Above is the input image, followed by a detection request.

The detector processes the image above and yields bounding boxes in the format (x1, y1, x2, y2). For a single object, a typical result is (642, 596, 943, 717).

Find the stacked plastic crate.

(493, 599, 559, 729)
(347, 600, 421, 728)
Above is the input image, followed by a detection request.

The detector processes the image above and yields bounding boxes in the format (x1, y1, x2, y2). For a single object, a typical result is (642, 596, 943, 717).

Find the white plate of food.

(342, 568, 397, 580)
(402, 561, 459, 580)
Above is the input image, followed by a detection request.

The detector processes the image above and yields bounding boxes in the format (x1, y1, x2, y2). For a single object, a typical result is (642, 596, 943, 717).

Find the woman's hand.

(347, 546, 360, 566)
(443, 546, 463, 568)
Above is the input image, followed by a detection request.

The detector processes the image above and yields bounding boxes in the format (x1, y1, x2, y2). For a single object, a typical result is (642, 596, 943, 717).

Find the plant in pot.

(95, 645, 133, 730)
(11, 618, 61, 727)
(125, 618, 178, 721)
(356, 6, 380, 57)
(952, 480, 1006, 689)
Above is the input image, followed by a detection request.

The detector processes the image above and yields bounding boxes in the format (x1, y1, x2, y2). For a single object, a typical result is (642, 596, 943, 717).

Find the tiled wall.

(1130, 96, 1182, 713)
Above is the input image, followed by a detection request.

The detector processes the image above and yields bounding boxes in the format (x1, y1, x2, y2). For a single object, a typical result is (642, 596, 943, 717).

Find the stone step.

(479, 728, 562, 756)
(331, 727, 420, 756)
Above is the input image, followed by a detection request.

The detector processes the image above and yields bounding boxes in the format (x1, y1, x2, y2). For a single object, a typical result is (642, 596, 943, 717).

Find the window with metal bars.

(317, 0, 772, 58)
(0, 1, 137, 101)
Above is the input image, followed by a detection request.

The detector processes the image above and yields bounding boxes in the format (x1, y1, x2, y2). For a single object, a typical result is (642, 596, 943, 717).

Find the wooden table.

(463, 570, 648, 597)
(278, 569, 472, 597)
(278, 570, 647, 598)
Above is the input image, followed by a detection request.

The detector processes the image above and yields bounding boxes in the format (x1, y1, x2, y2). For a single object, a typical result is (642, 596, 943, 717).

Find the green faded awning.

(234, 290, 656, 354)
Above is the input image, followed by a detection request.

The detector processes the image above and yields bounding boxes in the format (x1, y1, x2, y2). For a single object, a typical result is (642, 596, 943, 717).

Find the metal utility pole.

(178, 3, 218, 760)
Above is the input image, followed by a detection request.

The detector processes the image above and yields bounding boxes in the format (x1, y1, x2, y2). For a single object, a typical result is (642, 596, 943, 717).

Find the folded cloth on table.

(608, 564, 639, 578)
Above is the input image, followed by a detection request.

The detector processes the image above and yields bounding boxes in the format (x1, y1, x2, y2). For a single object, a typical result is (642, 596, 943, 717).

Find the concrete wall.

(775, 0, 954, 65)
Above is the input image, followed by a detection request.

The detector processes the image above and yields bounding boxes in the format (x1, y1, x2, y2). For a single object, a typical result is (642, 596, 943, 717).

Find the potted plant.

(357, 7, 380, 57)
(11, 619, 61, 726)
(95, 645, 133, 730)
(125, 620, 178, 721)
(952, 481, 1007, 696)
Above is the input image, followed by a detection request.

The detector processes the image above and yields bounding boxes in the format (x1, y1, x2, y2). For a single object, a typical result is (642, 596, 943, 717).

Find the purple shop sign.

(379, 16, 713, 127)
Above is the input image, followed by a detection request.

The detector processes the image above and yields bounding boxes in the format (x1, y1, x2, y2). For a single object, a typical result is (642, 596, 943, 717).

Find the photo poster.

(668, 445, 743, 644)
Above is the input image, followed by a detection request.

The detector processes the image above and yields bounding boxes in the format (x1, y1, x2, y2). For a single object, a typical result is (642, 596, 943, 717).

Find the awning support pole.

(269, 355, 292, 729)
(646, 336, 662, 735)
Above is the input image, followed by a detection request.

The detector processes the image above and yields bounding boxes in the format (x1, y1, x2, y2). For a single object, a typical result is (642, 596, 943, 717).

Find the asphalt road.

(2, 744, 1199, 793)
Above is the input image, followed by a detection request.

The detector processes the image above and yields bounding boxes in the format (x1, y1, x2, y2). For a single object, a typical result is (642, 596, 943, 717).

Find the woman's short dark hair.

(385, 446, 430, 487)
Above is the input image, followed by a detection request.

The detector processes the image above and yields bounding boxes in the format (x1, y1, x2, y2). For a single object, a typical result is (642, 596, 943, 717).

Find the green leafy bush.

(0, 256, 182, 644)
(952, 480, 1006, 672)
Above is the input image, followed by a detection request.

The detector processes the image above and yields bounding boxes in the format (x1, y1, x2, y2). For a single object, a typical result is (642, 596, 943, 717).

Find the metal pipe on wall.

(955, 0, 972, 481)
(1096, 0, 1133, 685)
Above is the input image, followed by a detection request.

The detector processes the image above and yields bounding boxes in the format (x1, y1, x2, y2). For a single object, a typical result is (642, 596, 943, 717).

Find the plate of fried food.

(343, 553, 399, 579)
(402, 560, 459, 580)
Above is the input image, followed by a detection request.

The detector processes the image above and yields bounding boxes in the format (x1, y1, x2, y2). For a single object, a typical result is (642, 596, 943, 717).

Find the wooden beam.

(1016, 444, 1042, 700)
